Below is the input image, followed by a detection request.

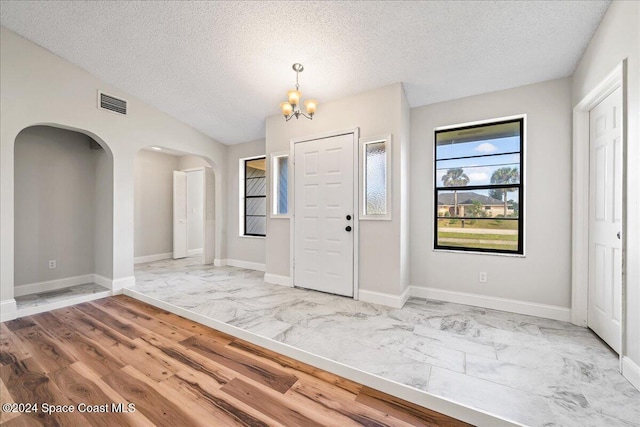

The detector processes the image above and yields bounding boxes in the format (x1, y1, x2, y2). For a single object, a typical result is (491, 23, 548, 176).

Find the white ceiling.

(0, 1, 610, 145)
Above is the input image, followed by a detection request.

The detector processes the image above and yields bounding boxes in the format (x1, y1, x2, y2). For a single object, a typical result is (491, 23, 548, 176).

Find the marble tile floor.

(130, 257, 640, 427)
(15, 282, 111, 317)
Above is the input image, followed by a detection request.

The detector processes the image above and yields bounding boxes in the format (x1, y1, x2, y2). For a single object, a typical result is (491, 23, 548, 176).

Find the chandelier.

(280, 63, 317, 121)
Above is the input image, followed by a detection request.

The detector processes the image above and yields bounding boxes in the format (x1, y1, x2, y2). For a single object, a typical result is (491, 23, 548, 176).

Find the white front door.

(173, 170, 188, 259)
(294, 133, 355, 297)
(588, 86, 622, 353)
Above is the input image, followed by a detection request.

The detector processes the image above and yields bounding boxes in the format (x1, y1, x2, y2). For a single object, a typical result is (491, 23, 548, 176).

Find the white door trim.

(572, 61, 626, 362)
(290, 128, 360, 299)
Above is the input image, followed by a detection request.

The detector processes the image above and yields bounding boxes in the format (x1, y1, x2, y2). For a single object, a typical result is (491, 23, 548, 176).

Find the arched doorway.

(133, 146, 216, 267)
(13, 125, 114, 313)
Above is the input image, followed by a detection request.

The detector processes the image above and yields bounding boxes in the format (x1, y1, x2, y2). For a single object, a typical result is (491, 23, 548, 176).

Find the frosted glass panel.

(277, 156, 288, 214)
(365, 141, 387, 215)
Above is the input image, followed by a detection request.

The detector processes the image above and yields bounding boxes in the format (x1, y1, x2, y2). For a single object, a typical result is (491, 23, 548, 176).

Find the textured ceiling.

(0, 1, 610, 145)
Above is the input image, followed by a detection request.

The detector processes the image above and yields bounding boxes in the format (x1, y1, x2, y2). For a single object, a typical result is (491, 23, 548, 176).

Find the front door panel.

(294, 134, 355, 297)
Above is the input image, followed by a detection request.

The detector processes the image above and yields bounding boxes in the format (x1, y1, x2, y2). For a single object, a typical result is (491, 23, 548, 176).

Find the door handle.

(345, 226, 352, 232)
(617, 231, 621, 240)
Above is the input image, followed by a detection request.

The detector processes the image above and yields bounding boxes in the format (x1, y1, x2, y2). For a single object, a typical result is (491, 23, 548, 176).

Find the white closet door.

(173, 170, 188, 259)
(588, 86, 622, 353)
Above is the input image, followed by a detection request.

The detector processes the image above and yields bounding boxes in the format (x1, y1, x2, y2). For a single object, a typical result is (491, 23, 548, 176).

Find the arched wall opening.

(134, 146, 216, 266)
(13, 124, 114, 300)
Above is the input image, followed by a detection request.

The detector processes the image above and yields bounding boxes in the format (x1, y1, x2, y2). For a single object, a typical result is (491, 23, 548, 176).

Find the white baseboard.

(134, 252, 173, 264)
(410, 286, 571, 322)
(15, 289, 112, 318)
(14, 274, 114, 299)
(1, 299, 17, 322)
(14, 274, 95, 297)
(187, 248, 203, 256)
(112, 276, 136, 291)
(214, 258, 225, 267)
(264, 273, 292, 287)
(622, 356, 640, 392)
(93, 274, 112, 289)
(225, 259, 266, 272)
(359, 287, 411, 309)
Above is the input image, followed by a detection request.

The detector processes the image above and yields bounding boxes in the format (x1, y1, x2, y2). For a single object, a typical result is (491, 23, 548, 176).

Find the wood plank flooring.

(0, 295, 472, 427)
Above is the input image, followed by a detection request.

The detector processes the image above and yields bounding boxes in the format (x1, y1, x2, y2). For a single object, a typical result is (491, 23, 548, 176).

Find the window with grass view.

(434, 117, 524, 254)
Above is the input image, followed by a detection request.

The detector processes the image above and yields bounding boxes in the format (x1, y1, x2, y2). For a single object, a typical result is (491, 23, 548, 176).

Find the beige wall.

(93, 145, 113, 279)
(178, 155, 210, 170)
(265, 83, 410, 296)
(410, 77, 572, 307)
(134, 149, 179, 258)
(572, 0, 640, 375)
(226, 139, 266, 265)
(14, 126, 102, 287)
(1, 27, 227, 315)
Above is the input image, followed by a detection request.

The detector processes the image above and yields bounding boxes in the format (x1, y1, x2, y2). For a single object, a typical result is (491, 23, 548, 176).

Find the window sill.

(270, 215, 291, 219)
(433, 248, 525, 258)
(240, 235, 266, 240)
(359, 215, 391, 221)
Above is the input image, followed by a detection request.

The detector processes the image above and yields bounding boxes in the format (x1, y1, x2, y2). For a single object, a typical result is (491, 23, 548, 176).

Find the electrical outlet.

(479, 272, 487, 283)
(49, 260, 57, 269)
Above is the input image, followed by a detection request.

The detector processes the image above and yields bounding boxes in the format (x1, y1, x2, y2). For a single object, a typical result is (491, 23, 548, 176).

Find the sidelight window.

(271, 152, 289, 217)
(360, 134, 391, 220)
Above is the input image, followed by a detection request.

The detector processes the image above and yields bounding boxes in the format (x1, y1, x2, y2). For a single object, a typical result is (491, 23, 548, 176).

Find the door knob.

(617, 231, 621, 239)
(345, 226, 352, 232)
(346, 215, 352, 220)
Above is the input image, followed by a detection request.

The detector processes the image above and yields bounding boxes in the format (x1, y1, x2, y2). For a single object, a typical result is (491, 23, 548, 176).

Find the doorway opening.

(13, 125, 114, 314)
(134, 147, 215, 267)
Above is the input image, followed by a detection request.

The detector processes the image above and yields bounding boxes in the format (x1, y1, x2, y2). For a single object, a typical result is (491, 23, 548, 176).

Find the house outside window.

(434, 117, 524, 254)
(240, 156, 266, 237)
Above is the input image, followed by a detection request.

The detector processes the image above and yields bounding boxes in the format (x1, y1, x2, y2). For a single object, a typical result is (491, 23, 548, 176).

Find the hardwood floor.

(1, 295, 471, 427)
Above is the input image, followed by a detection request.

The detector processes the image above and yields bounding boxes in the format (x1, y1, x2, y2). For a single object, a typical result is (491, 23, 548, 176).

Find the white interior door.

(203, 167, 216, 265)
(173, 170, 188, 259)
(186, 169, 204, 254)
(294, 134, 355, 297)
(588, 86, 622, 353)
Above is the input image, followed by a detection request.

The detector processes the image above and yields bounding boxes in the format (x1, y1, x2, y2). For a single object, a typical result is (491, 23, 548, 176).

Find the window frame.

(239, 155, 266, 238)
(433, 116, 526, 256)
(270, 150, 290, 219)
(359, 134, 392, 220)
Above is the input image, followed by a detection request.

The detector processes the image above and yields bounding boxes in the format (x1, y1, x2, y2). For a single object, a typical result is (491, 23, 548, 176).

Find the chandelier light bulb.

(280, 102, 293, 116)
(287, 90, 301, 106)
(304, 99, 317, 116)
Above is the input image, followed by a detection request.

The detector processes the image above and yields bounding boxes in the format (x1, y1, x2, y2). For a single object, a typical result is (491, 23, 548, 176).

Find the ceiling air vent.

(98, 91, 127, 115)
